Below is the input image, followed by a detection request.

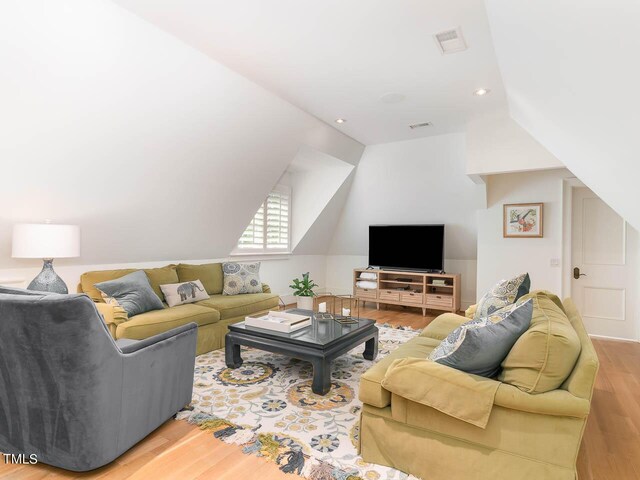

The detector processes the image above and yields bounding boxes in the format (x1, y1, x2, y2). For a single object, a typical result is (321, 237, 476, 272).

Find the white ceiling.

(113, 0, 507, 145)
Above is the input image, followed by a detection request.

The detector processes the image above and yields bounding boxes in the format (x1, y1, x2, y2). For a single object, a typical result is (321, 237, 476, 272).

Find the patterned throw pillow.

(95, 270, 164, 317)
(429, 299, 534, 378)
(160, 280, 209, 307)
(474, 273, 530, 320)
(222, 262, 262, 295)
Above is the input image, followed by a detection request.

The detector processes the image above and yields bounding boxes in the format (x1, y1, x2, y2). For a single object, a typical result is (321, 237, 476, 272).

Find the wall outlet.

(550, 258, 560, 267)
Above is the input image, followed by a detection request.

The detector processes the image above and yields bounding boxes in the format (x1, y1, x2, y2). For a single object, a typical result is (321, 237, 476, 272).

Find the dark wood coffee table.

(225, 309, 378, 395)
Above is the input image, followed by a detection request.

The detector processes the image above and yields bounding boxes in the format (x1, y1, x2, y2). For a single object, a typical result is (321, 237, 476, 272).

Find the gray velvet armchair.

(0, 286, 197, 472)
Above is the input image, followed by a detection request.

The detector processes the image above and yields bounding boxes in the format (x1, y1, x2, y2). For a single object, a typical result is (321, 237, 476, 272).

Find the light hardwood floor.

(2, 304, 640, 479)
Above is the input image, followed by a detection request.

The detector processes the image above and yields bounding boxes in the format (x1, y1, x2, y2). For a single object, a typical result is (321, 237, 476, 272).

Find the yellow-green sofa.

(358, 293, 598, 480)
(78, 263, 280, 355)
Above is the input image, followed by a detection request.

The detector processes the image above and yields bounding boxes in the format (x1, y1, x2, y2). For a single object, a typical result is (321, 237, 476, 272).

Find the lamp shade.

(12, 224, 80, 259)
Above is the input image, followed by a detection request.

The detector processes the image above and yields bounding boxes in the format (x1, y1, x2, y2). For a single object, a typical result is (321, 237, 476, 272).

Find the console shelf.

(353, 268, 461, 316)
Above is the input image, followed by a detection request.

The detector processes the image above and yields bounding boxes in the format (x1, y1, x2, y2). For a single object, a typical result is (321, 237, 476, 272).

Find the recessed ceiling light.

(335, 118, 346, 124)
(474, 88, 491, 96)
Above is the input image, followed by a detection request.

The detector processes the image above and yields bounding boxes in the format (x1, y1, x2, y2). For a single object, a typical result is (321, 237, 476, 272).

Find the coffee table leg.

(311, 357, 331, 395)
(363, 331, 379, 361)
(225, 334, 243, 368)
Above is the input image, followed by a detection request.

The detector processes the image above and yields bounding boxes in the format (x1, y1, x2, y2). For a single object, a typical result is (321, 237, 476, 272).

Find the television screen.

(368, 225, 444, 271)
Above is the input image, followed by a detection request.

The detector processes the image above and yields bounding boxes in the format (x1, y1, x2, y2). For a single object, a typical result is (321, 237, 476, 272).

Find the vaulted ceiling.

(485, 0, 640, 231)
(113, 0, 507, 145)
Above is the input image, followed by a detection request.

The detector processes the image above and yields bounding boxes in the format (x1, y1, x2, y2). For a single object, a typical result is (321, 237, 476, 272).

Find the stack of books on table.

(245, 311, 311, 333)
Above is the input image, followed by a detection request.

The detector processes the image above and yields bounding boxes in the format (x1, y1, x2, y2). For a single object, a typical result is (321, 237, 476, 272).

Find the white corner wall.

(327, 134, 485, 308)
(0, 0, 363, 271)
(476, 168, 573, 298)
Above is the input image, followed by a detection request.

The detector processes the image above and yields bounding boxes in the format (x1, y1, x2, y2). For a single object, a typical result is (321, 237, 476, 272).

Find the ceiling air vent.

(434, 27, 467, 54)
(409, 122, 432, 130)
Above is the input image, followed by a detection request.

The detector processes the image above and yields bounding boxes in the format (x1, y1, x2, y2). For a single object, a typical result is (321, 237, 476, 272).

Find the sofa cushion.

(429, 299, 533, 378)
(196, 293, 279, 320)
(177, 263, 224, 295)
(81, 268, 137, 302)
(474, 272, 530, 319)
(80, 265, 178, 303)
(95, 271, 164, 317)
(420, 313, 468, 341)
(359, 336, 440, 408)
(116, 304, 220, 340)
(499, 291, 581, 394)
(143, 265, 179, 301)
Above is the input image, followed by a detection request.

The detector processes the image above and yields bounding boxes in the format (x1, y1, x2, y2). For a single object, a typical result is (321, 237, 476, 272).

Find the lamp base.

(27, 259, 68, 294)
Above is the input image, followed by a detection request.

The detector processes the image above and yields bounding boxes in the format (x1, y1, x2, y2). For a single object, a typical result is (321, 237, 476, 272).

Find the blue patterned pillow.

(429, 299, 533, 378)
(474, 273, 530, 320)
(222, 262, 262, 295)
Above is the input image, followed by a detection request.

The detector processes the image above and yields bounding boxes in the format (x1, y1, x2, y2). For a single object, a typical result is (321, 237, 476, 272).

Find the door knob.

(573, 267, 587, 280)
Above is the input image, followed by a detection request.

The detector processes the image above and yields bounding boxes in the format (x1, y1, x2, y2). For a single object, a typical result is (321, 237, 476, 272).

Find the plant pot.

(296, 296, 314, 311)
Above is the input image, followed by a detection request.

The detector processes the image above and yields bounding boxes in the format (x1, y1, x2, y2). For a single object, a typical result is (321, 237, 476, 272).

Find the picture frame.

(503, 203, 544, 238)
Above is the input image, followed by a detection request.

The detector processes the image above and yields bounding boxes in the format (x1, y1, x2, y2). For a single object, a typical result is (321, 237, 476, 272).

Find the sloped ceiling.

(113, 0, 507, 145)
(0, 0, 363, 268)
(485, 0, 640, 230)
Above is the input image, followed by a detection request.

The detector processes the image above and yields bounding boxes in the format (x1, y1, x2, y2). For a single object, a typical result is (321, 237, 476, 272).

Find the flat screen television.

(368, 225, 445, 272)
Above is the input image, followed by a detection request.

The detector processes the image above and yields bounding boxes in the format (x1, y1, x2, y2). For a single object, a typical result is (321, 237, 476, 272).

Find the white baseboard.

(588, 333, 639, 343)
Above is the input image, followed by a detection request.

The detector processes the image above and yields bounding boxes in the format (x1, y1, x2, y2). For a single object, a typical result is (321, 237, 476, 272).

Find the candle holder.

(311, 294, 359, 324)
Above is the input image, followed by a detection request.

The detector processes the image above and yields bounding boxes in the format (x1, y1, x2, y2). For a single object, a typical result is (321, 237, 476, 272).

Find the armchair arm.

(118, 323, 196, 354)
(117, 323, 197, 451)
(381, 358, 500, 428)
(95, 302, 128, 338)
(495, 382, 590, 418)
(262, 283, 272, 294)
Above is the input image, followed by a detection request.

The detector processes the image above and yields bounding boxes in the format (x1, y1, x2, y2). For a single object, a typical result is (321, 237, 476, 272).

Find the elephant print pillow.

(160, 279, 209, 307)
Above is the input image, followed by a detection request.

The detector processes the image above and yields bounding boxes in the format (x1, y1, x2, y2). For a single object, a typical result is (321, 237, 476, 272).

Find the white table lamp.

(12, 223, 80, 293)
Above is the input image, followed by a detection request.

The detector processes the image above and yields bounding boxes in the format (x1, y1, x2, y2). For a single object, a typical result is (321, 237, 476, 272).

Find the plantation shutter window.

(236, 185, 291, 253)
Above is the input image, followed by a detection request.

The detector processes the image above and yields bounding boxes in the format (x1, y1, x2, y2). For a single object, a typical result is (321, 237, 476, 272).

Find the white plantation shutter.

(236, 185, 291, 253)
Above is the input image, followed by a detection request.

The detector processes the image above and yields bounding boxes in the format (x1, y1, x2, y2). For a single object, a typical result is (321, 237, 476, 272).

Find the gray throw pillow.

(95, 270, 164, 317)
(222, 262, 262, 295)
(474, 272, 530, 320)
(429, 299, 534, 378)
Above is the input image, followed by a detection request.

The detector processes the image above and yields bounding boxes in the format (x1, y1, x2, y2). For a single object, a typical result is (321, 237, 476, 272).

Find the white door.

(571, 187, 637, 340)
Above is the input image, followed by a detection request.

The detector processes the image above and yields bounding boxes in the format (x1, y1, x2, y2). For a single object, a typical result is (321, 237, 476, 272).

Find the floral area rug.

(177, 324, 421, 480)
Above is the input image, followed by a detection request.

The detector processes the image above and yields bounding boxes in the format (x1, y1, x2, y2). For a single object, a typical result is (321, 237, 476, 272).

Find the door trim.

(561, 177, 586, 299)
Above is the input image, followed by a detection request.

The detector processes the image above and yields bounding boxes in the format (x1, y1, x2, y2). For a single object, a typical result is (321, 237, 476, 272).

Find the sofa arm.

(95, 302, 128, 338)
(262, 283, 272, 294)
(381, 358, 500, 428)
(495, 382, 590, 418)
(465, 304, 477, 319)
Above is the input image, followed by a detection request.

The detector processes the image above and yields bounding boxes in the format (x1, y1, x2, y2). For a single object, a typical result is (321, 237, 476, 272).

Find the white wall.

(466, 113, 564, 175)
(289, 147, 354, 253)
(476, 168, 573, 298)
(0, 255, 327, 304)
(0, 0, 364, 271)
(328, 134, 486, 306)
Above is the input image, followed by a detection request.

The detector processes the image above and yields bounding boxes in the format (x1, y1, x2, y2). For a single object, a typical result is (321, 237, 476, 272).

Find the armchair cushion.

(381, 358, 500, 428)
(419, 312, 468, 341)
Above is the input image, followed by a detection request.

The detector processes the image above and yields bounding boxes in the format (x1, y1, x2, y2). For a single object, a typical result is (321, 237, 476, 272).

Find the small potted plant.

(289, 272, 318, 310)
